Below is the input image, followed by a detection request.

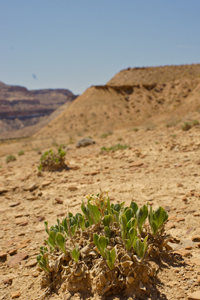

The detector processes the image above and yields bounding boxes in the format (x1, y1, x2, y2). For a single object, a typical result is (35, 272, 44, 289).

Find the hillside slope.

(35, 64, 200, 140)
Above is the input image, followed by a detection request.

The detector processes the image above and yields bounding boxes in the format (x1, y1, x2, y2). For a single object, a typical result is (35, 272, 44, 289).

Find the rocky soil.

(1, 124, 200, 299)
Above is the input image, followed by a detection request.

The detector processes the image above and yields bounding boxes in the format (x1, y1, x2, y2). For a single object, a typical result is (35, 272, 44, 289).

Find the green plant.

(170, 134, 177, 138)
(192, 120, 199, 126)
(6, 155, 16, 163)
(70, 244, 80, 263)
(38, 148, 66, 171)
(148, 206, 168, 235)
(181, 122, 192, 131)
(36, 192, 175, 296)
(18, 150, 24, 156)
(100, 131, 113, 138)
(105, 247, 116, 270)
(132, 127, 139, 132)
(101, 144, 129, 152)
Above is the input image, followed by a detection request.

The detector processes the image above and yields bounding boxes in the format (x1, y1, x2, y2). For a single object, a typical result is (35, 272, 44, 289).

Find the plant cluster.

(18, 150, 24, 156)
(6, 155, 16, 163)
(37, 192, 176, 297)
(101, 144, 129, 153)
(181, 120, 199, 131)
(38, 148, 66, 171)
(100, 131, 113, 138)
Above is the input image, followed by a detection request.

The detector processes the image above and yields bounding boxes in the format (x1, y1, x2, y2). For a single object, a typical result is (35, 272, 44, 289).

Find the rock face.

(0, 81, 77, 137)
(76, 138, 96, 148)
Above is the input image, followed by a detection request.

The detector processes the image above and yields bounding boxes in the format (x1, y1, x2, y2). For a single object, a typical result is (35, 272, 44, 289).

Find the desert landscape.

(1, 64, 200, 300)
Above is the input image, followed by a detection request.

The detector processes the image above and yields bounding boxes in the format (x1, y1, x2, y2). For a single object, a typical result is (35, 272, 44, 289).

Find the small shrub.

(38, 148, 66, 171)
(36, 191, 177, 297)
(170, 134, 177, 138)
(6, 155, 16, 163)
(192, 120, 199, 126)
(181, 122, 192, 131)
(18, 150, 24, 156)
(181, 120, 199, 131)
(132, 127, 139, 132)
(101, 144, 129, 152)
(100, 131, 113, 138)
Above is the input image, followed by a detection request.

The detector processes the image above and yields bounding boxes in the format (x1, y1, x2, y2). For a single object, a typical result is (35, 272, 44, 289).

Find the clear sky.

(0, 0, 200, 95)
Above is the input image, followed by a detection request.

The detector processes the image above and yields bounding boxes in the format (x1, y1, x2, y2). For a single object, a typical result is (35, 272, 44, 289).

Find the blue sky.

(0, 0, 200, 94)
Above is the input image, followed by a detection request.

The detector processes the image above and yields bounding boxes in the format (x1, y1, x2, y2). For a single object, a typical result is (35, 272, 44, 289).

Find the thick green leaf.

(88, 201, 101, 223)
(105, 247, 116, 270)
(61, 218, 69, 235)
(111, 209, 120, 225)
(125, 208, 134, 222)
(136, 205, 148, 234)
(127, 218, 137, 233)
(128, 227, 137, 243)
(70, 224, 76, 236)
(70, 245, 80, 263)
(93, 233, 99, 249)
(56, 233, 66, 254)
(85, 220, 90, 228)
(154, 207, 168, 229)
(148, 206, 168, 235)
(133, 236, 148, 261)
(130, 201, 138, 216)
(104, 226, 111, 240)
(49, 231, 56, 244)
(103, 215, 112, 227)
(37, 255, 50, 273)
(99, 236, 108, 257)
(81, 201, 94, 225)
(125, 239, 132, 251)
(78, 215, 85, 230)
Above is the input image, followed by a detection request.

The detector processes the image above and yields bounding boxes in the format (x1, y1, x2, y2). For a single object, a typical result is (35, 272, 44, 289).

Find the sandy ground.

(1, 125, 200, 299)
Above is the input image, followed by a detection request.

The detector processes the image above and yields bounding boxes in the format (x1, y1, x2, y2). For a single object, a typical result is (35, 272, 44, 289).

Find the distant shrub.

(181, 120, 199, 131)
(18, 150, 24, 156)
(181, 122, 192, 131)
(192, 120, 199, 126)
(101, 144, 129, 152)
(6, 155, 16, 163)
(38, 148, 66, 171)
(100, 131, 113, 138)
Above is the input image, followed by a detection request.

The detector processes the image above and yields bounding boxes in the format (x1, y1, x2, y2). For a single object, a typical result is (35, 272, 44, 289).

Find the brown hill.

(35, 64, 200, 140)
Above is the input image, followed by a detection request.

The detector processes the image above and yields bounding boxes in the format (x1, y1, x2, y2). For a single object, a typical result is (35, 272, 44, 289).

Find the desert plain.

(1, 65, 200, 300)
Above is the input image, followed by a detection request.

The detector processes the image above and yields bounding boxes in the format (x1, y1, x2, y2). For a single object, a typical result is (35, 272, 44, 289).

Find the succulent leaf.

(55, 232, 66, 254)
(136, 204, 148, 234)
(130, 201, 138, 216)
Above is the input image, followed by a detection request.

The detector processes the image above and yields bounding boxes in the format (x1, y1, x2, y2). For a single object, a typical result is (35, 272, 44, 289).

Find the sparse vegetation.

(100, 131, 113, 138)
(132, 127, 139, 132)
(38, 148, 66, 171)
(6, 155, 16, 163)
(101, 144, 129, 152)
(68, 136, 74, 144)
(33, 147, 40, 151)
(170, 134, 177, 138)
(18, 150, 24, 156)
(181, 122, 192, 131)
(37, 191, 176, 296)
(166, 119, 180, 128)
(181, 120, 199, 131)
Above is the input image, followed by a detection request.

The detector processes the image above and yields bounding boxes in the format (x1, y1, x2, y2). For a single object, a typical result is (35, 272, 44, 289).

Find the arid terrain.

(1, 64, 200, 300)
(0, 82, 77, 139)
